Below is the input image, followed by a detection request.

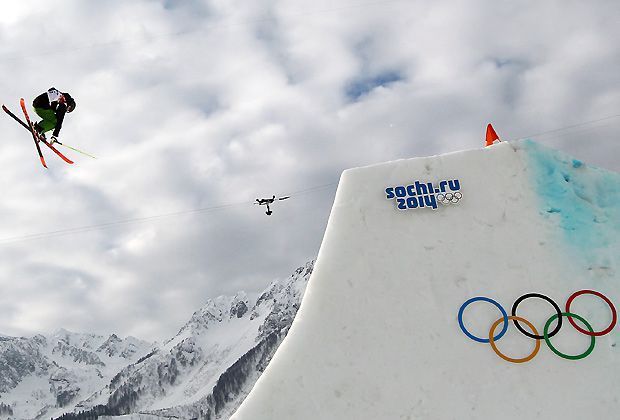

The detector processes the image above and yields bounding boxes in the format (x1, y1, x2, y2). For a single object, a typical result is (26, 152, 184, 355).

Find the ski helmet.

(64, 93, 76, 113)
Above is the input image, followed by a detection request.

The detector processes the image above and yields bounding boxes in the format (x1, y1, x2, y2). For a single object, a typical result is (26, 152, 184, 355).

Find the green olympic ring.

(543, 312, 595, 360)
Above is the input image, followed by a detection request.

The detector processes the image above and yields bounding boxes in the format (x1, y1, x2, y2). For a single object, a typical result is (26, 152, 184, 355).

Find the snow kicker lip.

(458, 290, 617, 363)
(385, 179, 461, 210)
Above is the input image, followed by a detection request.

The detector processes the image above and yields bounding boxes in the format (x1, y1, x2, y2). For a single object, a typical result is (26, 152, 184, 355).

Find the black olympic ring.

(511, 293, 562, 339)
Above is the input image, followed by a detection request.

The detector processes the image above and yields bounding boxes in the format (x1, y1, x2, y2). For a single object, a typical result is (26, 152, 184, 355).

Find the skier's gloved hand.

(50, 136, 59, 145)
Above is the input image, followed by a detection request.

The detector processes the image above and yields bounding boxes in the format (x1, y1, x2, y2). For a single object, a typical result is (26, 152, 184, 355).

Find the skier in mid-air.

(31, 87, 76, 145)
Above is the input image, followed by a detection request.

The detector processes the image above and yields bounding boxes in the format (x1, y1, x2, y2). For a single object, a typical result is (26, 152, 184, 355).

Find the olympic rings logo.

(458, 290, 617, 363)
(437, 191, 462, 205)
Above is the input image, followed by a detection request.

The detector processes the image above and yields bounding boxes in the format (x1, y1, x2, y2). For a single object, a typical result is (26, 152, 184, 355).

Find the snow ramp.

(232, 140, 620, 420)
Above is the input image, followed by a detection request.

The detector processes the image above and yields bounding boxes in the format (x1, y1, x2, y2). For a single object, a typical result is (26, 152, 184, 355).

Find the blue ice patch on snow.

(521, 139, 620, 271)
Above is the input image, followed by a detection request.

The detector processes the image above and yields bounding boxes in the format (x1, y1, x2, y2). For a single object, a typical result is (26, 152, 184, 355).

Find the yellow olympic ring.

(489, 316, 541, 364)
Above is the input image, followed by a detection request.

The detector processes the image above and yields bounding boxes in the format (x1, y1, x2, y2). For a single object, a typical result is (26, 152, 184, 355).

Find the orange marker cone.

(485, 123, 501, 147)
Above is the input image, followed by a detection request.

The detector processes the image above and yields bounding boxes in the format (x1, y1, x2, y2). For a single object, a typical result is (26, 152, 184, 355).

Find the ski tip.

(40, 156, 48, 168)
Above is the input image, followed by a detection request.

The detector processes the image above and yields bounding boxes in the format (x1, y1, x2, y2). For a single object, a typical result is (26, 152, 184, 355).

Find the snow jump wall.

(232, 140, 620, 420)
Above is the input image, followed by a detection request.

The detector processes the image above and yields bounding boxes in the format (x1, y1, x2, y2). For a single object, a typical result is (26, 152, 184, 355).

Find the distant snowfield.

(232, 140, 620, 420)
(0, 330, 152, 419)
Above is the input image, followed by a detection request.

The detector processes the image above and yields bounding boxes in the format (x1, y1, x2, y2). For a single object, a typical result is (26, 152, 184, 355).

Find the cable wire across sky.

(0, 115, 617, 245)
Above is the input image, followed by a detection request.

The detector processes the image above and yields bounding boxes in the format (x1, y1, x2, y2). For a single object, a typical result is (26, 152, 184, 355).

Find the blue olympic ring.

(458, 296, 508, 343)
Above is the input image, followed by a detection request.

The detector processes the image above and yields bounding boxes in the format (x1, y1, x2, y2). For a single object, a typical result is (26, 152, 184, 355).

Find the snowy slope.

(0, 330, 152, 419)
(232, 140, 620, 419)
(57, 261, 313, 419)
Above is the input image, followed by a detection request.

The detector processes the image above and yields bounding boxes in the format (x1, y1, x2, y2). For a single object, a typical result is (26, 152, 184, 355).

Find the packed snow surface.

(233, 140, 620, 420)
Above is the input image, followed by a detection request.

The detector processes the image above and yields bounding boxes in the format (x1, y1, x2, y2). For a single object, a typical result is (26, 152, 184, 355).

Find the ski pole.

(58, 142, 97, 159)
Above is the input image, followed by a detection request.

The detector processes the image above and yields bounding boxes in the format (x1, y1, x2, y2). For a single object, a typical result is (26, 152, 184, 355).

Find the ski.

(2, 104, 30, 131)
(37, 136, 74, 165)
(4, 106, 94, 160)
(3, 102, 47, 168)
(17, 99, 74, 165)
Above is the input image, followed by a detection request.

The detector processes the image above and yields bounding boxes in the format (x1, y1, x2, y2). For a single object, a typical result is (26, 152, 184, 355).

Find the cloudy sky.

(0, 0, 618, 342)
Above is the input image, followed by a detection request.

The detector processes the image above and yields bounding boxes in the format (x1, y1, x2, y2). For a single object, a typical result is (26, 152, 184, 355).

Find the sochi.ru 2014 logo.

(385, 179, 462, 210)
(458, 290, 617, 363)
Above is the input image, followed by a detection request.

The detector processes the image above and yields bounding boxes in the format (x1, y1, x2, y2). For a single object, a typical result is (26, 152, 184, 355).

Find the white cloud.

(0, 0, 617, 341)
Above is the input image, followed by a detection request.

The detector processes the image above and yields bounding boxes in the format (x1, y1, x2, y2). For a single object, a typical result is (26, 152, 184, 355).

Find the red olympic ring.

(565, 290, 617, 336)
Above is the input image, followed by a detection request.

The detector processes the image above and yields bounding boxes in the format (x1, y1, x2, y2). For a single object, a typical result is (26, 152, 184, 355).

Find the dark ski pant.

(34, 108, 57, 133)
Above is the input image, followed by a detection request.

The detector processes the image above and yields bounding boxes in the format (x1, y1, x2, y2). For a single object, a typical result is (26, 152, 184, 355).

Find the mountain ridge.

(0, 260, 314, 419)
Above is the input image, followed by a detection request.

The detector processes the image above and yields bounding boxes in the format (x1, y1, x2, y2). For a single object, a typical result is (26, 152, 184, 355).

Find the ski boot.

(32, 122, 46, 142)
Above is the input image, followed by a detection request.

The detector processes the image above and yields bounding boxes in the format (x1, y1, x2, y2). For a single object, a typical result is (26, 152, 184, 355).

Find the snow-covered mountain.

(0, 260, 313, 419)
(0, 329, 152, 419)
